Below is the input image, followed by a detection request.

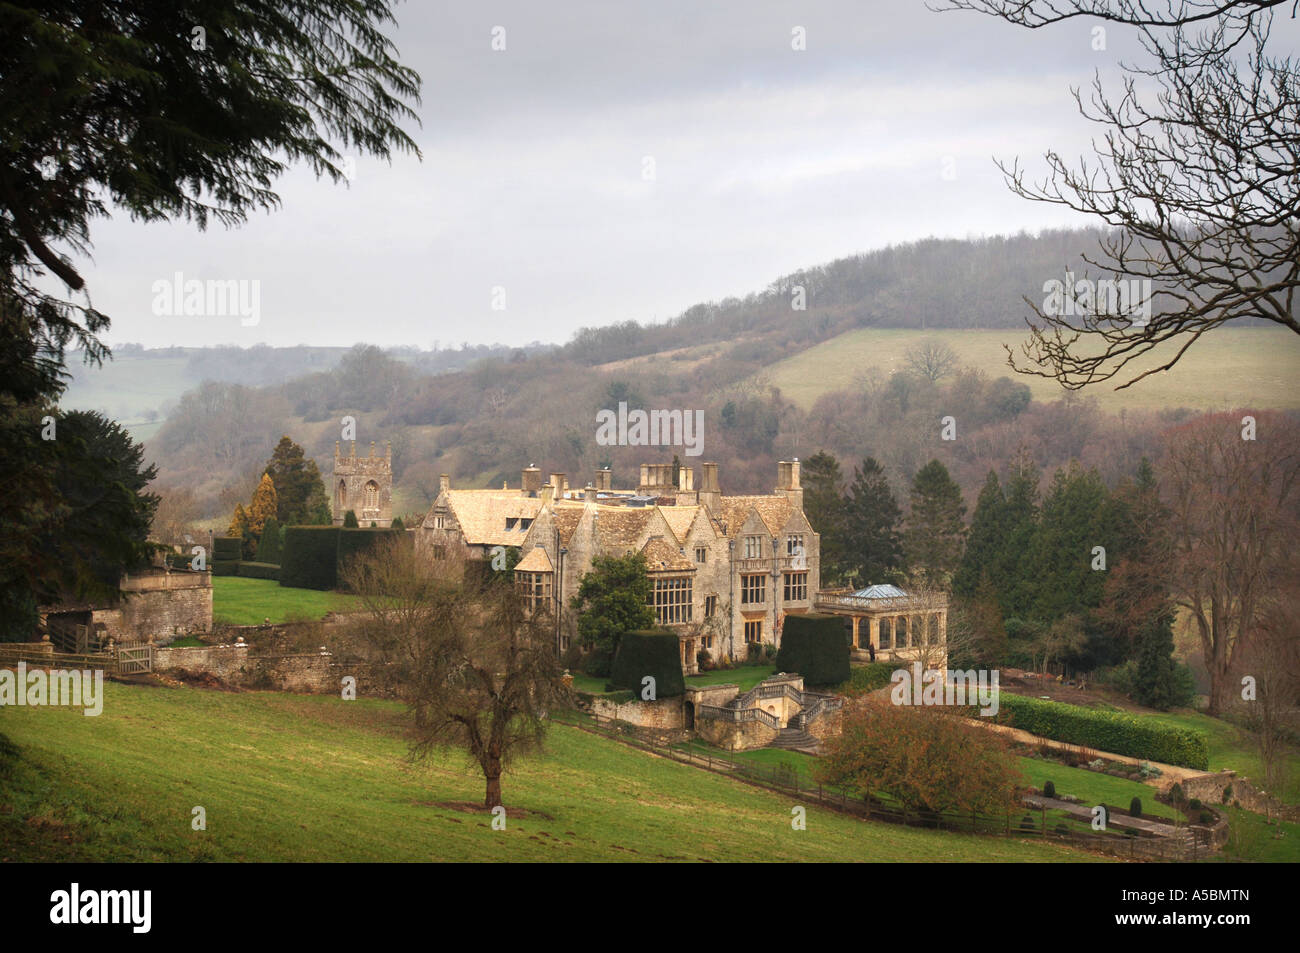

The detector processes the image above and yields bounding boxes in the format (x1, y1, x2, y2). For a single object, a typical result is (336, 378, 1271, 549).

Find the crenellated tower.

(332, 441, 393, 527)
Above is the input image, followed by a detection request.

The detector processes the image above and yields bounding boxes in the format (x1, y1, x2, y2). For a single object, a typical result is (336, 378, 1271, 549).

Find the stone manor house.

(338, 446, 949, 675)
(416, 460, 820, 673)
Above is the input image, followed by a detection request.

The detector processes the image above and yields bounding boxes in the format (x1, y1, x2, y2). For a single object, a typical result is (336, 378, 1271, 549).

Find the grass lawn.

(1217, 806, 1300, 863)
(1136, 710, 1300, 805)
(1016, 758, 1179, 821)
(570, 673, 612, 695)
(686, 665, 776, 692)
(212, 576, 362, 626)
(0, 682, 1100, 862)
(763, 326, 1300, 413)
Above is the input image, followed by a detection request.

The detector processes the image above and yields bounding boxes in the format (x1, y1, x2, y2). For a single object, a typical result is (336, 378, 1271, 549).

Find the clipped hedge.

(994, 693, 1209, 770)
(211, 559, 240, 577)
(237, 561, 280, 581)
(256, 518, 283, 564)
(609, 630, 685, 699)
(213, 536, 243, 561)
(279, 527, 342, 590)
(336, 527, 407, 588)
(776, 613, 851, 686)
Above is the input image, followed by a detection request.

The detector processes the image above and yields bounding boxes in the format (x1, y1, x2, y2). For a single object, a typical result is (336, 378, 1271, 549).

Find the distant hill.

(61, 342, 543, 439)
(75, 226, 1298, 521)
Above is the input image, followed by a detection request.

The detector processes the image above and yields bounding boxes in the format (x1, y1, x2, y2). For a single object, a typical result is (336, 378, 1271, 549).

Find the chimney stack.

(585, 483, 597, 504)
(550, 473, 567, 499)
(698, 462, 721, 515)
(439, 473, 450, 494)
(540, 482, 554, 505)
(779, 458, 804, 509)
(595, 467, 612, 491)
(522, 465, 541, 497)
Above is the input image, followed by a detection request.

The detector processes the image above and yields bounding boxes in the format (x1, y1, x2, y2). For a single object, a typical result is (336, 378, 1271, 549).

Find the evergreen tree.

(1, 0, 419, 636)
(570, 553, 654, 677)
(844, 457, 903, 586)
(228, 503, 250, 539)
(1132, 611, 1181, 710)
(1026, 462, 1113, 624)
(19, 411, 160, 631)
(997, 453, 1041, 619)
(953, 470, 1005, 600)
(266, 436, 332, 525)
(903, 460, 967, 588)
(343, 510, 360, 528)
(391, 516, 405, 531)
(248, 473, 278, 541)
(1096, 456, 1177, 673)
(802, 450, 850, 584)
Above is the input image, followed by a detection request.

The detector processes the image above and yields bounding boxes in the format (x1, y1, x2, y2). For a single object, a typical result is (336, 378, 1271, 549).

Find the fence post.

(1041, 805, 1046, 837)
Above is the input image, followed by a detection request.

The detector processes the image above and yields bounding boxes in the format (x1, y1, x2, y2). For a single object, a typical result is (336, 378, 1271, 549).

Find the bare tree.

(343, 539, 572, 809)
(150, 484, 202, 548)
(1035, 614, 1089, 676)
(932, 1, 1299, 390)
(931, 0, 1292, 34)
(905, 339, 960, 383)
(1160, 411, 1300, 715)
(1234, 569, 1300, 808)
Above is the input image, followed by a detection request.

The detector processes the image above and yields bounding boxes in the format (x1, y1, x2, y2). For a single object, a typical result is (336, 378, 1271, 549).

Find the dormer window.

(744, 535, 763, 559)
(505, 517, 519, 531)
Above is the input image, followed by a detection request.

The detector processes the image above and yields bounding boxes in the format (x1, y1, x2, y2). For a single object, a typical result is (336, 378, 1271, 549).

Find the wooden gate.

(117, 644, 153, 674)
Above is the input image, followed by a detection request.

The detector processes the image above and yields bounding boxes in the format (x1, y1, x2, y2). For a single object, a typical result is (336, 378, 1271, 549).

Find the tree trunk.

(484, 756, 503, 809)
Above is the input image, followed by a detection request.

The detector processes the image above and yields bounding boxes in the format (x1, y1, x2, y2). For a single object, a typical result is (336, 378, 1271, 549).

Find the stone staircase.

(769, 726, 819, 752)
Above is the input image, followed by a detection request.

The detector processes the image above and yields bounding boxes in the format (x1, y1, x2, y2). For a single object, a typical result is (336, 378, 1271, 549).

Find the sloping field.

(0, 682, 1100, 862)
(763, 327, 1300, 413)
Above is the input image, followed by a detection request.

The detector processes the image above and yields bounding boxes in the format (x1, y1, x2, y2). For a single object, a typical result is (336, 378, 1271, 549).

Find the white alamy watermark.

(890, 662, 999, 717)
(151, 271, 261, 326)
(595, 401, 704, 457)
(1042, 272, 1151, 327)
(0, 661, 103, 716)
(50, 884, 150, 934)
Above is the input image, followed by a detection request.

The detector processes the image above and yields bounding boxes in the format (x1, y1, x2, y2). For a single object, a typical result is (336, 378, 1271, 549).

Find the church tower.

(332, 441, 393, 527)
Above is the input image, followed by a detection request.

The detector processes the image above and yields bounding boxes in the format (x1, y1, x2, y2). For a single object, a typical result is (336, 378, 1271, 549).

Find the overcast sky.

(67, 0, 1258, 351)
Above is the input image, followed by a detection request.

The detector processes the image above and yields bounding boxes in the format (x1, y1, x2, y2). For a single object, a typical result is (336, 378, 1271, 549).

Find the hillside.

(68, 225, 1299, 521)
(0, 682, 1097, 862)
(763, 327, 1300, 413)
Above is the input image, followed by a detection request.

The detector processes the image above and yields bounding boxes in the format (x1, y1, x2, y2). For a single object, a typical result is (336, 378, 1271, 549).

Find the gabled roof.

(659, 505, 704, 543)
(441, 490, 542, 547)
(718, 495, 794, 537)
(640, 537, 696, 573)
(514, 547, 553, 573)
(595, 507, 655, 552)
(551, 503, 586, 545)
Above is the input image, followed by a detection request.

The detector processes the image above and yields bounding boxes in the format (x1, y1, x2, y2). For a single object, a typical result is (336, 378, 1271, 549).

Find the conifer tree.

(998, 452, 1041, 619)
(248, 473, 278, 540)
(953, 470, 1005, 600)
(802, 451, 850, 585)
(844, 457, 903, 586)
(903, 460, 967, 588)
(228, 504, 251, 558)
(1026, 462, 1112, 623)
(266, 436, 332, 526)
